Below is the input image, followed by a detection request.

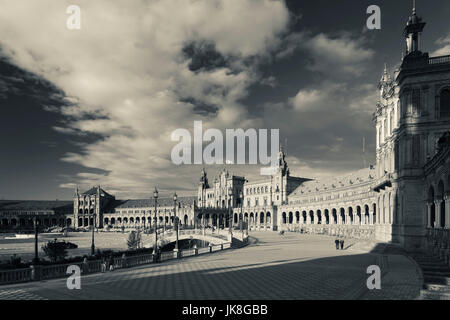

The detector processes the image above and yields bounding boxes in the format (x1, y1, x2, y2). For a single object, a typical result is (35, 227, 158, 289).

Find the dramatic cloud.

(432, 34, 450, 57)
(0, 0, 290, 197)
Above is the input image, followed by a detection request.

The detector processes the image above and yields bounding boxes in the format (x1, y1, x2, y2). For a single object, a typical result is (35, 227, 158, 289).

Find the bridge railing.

(0, 242, 233, 286)
(0, 267, 32, 285)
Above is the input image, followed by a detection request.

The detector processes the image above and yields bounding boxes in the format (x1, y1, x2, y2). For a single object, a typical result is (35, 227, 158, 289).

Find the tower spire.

(404, 0, 426, 56)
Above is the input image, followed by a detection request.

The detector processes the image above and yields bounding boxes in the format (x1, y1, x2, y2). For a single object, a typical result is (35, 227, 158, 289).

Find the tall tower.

(197, 168, 209, 208)
(373, 3, 450, 250)
(404, 1, 426, 56)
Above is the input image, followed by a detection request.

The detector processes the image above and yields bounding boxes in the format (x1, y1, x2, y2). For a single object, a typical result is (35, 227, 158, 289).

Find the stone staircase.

(413, 255, 450, 300)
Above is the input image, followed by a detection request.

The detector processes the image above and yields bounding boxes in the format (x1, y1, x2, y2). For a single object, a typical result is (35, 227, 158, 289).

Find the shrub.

(127, 230, 142, 250)
(42, 240, 68, 263)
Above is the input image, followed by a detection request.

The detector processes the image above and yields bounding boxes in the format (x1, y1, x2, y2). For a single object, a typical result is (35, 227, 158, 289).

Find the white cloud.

(305, 33, 374, 76)
(0, 0, 291, 197)
(432, 45, 450, 57)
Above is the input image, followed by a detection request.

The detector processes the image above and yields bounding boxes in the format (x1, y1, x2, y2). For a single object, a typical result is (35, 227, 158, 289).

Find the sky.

(0, 0, 449, 200)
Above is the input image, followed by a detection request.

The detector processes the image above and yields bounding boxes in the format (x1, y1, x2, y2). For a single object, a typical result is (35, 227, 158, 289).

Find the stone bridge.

(144, 228, 246, 248)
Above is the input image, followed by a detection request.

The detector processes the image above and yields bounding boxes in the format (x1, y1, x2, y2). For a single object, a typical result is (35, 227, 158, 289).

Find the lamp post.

(91, 213, 96, 255)
(239, 190, 243, 237)
(173, 192, 179, 252)
(143, 207, 146, 234)
(153, 187, 159, 261)
(33, 216, 39, 264)
(228, 187, 233, 239)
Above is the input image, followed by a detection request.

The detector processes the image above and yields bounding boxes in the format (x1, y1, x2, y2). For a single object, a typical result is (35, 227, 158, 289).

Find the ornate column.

(445, 194, 450, 229)
(435, 198, 443, 229)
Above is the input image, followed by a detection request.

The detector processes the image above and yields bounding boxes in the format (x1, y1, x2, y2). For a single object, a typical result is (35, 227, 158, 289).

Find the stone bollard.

(30, 265, 42, 281)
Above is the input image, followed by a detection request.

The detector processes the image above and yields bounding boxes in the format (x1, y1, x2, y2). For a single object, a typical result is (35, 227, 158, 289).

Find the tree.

(42, 240, 68, 263)
(127, 231, 142, 251)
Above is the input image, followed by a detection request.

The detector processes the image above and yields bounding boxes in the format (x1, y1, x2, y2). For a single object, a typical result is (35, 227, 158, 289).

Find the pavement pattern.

(0, 232, 422, 300)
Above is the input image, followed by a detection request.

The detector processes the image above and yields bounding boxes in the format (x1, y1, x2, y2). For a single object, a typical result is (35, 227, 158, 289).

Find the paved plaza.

(0, 232, 422, 300)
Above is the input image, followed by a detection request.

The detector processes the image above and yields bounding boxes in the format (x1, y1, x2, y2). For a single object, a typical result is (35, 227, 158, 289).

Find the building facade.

(195, 6, 450, 252)
(1, 6, 449, 253)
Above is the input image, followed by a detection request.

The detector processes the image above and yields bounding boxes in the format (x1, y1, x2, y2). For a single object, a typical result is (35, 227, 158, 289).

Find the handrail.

(429, 55, 450, 65)
(0, 242, 233, 286)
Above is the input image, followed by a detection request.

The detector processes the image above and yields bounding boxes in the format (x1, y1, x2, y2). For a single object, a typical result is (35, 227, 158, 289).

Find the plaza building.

(73, 186, 197, 230)
(0, 200, 72, 230)
(195, 6, 450, 253)
(1, 6, 449, 254)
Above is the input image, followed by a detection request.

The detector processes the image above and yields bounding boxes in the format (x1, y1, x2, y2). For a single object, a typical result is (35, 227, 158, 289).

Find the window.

(412, 89, 420, 114)
(440, 89, 450, 118)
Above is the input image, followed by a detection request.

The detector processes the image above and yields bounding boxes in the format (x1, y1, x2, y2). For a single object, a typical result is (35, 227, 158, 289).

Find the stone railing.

(0, 267, 32, 285)
(0, 242, 233, 286)
(282, 224, 376, 240)
(429, 55, 450, 65)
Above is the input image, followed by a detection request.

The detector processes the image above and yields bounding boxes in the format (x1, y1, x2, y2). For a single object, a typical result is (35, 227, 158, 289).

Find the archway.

(372, 203, 377, 225)
(340, 208, 345, 225)
(348, 207, 353, 225)
(324, 209, 329, 224)
(309, 211, 314, 224)
(356, 206, 362, 225)
(429, 186, 436, 228)
(295, 211, 300, 224)
(288, 212, 293, 224)
(317, 210, 322, 224)
(438, 181, 445, 228)
(332, 209, 337, 224)
(282, 212, 286, 224)
(364, 205, 370, 224)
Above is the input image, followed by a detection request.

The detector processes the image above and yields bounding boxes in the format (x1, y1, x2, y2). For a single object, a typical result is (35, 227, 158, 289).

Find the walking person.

(109, 255, 115, 271)
(82, 256, 89, 274)
(335, 238, 340, 250)
(340, 238, 345, 250)
(101, 257, 106, 273)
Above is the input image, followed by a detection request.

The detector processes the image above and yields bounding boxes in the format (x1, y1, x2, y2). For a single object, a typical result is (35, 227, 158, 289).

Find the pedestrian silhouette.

(335, 239, 340, 250)
(340, 239, 345, 250)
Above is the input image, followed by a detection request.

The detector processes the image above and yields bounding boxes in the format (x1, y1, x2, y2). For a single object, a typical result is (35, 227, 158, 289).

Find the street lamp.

(91, 213, 96, 255)
(143, 206, 146, 234)
(33, 216, 39, 264)
(239, 190, 243, 236)
(228, 187, 233, 237)
(173, 192, 179, 252)
(153, 187, 159, 261)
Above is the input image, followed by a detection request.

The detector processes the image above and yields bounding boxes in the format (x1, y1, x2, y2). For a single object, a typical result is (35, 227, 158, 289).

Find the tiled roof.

(112, 196, 197, 209)
(290, 167, 377, 197)
(0, 200, 73, 212)
(81, 187, 114, 198)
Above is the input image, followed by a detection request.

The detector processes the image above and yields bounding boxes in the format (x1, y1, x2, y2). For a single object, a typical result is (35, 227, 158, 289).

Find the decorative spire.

(404, 0, 426, 55)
